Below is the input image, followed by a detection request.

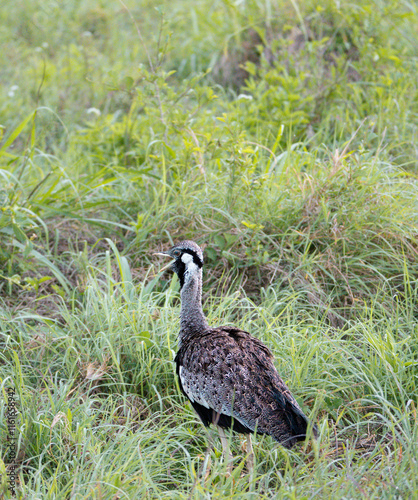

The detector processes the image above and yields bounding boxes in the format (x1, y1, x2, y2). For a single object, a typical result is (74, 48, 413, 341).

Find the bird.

(155, 240, 317, 473)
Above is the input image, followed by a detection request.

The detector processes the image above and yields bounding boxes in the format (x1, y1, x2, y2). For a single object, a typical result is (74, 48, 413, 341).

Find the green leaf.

(0, 111, 36, 155)
(12, 239, 71, 295)
(214, 234, 226, 250)
(205, 246, 217, 262)
(12, 223, 27, 243)
(124, 76, 134, 90)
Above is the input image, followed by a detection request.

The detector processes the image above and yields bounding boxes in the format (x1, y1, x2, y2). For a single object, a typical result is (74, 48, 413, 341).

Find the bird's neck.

(179, 268, 208, 339)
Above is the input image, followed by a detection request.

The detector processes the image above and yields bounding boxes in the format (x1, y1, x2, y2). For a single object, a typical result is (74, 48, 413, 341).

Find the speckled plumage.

(160, 240, 316, 448)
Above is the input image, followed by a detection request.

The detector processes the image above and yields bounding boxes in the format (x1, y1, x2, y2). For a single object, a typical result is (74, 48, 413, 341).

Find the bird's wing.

(177, 327, 309, 438)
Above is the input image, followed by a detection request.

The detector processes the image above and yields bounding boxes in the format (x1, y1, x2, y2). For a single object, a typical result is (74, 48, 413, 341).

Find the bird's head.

(154, 240, 204, 288)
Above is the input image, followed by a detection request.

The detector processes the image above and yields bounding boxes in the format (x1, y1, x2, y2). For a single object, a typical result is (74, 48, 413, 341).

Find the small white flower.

(86, 108, 101, 117)
(237, 94, 253, 101)
(8, 85, 19, 97)
(42, 42, 49, 48)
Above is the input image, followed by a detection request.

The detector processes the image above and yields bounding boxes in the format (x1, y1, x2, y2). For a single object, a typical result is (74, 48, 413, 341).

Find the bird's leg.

(201, 446, 212, 482)
(246, 434, 255, 480)
(240, 434, 255, 478)
(199, 425, 216, 482)
(217, 426, 233, 475)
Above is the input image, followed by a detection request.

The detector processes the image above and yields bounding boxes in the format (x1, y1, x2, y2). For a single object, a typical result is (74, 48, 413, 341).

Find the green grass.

(1, 0, 418, 498)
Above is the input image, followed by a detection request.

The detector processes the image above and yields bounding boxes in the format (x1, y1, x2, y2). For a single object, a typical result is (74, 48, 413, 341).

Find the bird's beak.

(153, 252, 175, 273)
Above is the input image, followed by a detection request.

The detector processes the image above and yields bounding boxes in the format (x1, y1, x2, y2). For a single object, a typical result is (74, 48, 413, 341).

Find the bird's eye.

(173, 249, 181, 257)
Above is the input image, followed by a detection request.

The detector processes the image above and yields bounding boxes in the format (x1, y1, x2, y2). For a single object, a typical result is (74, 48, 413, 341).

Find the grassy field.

(1, 0, 417, 497)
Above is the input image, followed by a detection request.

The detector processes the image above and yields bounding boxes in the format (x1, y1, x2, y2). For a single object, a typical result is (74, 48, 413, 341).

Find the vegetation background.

(0, 0, 417, 497)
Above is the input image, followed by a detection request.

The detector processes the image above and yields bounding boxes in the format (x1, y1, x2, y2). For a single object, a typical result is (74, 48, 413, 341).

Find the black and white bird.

(156, 240, 317, 471)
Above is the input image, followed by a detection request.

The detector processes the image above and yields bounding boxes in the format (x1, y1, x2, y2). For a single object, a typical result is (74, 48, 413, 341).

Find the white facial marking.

(181, 253, 193, 264)
(181, 252, 198, 274)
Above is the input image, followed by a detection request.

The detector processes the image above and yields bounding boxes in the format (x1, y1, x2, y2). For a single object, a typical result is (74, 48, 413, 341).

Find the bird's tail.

(283, 400, 318, 446)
